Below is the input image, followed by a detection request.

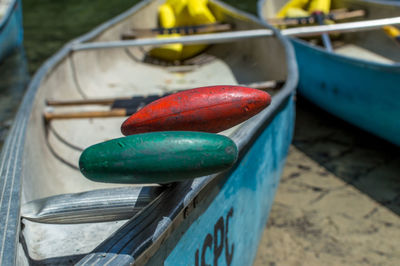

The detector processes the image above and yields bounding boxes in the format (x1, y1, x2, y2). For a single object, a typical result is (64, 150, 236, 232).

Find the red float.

(121, 85, 271, 135)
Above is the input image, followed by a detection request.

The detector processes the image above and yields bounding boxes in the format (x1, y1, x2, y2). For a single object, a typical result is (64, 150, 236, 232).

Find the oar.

(121, 23, 232, 39)
(44, 109, 130, 120)
(44, 81, 282, 121)
(71, 17, 400, 51)
(267, 9, 365, 26)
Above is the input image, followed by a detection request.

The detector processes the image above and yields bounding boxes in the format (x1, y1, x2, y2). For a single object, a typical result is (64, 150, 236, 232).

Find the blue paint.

(292, 39, 400, 146)
(163, 95, 295, 266)
(0, 0, 24, 62)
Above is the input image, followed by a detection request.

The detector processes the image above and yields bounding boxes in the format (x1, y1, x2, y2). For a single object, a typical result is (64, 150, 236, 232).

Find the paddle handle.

(44, 109, 128, 121)
(121, 23, 232, 39)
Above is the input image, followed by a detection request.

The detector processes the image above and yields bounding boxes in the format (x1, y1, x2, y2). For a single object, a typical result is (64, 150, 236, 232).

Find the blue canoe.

(0, 0, 297, 264)
(258, 0, 400, 146)
(0, 0, 23, 61)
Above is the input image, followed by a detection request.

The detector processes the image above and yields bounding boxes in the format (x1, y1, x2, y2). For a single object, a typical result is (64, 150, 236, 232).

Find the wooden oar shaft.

(122, 23, 232, 39)
(44, 109, 127, 120)
(329, 8, 347, 15)
(333, 9, 365, 20)
(72, 17, 400, 51)
(46, 80, 281, 107)
(46, 97, 132, 106)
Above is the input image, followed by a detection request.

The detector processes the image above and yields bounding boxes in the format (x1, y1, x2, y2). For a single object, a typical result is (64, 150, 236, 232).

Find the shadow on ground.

(293, 96, 400, 216)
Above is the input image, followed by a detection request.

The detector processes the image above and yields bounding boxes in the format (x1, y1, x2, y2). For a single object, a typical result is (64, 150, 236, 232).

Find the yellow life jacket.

(276, 0, 309, 18)
(383, 25, 400, 39)
(308, 0, 331, 14)
(150, 0, 217, 61)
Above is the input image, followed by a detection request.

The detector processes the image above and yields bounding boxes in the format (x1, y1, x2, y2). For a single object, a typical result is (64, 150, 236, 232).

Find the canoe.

(0, 0, 23, 61)
(258, 0, 400, 146)
(0, 0, 297, 264)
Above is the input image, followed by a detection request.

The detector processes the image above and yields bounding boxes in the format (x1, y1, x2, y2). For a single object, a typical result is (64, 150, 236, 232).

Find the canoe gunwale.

(0, 0, 298, 264)
(0, 0, 18, 31)
(292, 37, 400, 69)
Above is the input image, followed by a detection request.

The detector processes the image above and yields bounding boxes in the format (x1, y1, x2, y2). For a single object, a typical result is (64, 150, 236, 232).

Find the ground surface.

(254, 98, 400, 266)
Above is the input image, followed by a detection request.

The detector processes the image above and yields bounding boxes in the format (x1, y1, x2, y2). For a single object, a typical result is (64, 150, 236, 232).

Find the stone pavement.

(254, 98, 400, 266)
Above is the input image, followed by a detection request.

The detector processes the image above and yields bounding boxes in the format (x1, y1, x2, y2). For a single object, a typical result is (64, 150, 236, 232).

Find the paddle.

(43, 81, 282, 121)
(121, 23, 232, 39)
(44, 108, 131, 120)
(71, 17, 400, 51)
(44, 94, 174, 120)
(267, 9, 365, 26)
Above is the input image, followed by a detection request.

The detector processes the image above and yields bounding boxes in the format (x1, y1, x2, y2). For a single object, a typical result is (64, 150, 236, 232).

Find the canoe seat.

(335, 44, 394, 64)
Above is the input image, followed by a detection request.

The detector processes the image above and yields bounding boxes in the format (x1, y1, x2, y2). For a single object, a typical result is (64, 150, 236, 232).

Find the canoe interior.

(261, 0, 400, 63)
(20, 0, 290, 262)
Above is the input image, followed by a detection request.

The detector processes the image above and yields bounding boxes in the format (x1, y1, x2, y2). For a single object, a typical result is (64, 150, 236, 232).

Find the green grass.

(23, 0, 139, 73)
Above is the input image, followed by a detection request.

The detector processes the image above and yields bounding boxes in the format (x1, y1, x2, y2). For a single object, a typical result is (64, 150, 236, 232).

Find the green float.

(79, 131, 238, 184)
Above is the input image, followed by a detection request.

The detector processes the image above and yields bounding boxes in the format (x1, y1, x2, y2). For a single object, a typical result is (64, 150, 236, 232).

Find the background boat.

(258, 0, 400, 146)
(0, 0, 23, 61)
(0, 2, 26, 142)
(0, 0, 297, 264)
